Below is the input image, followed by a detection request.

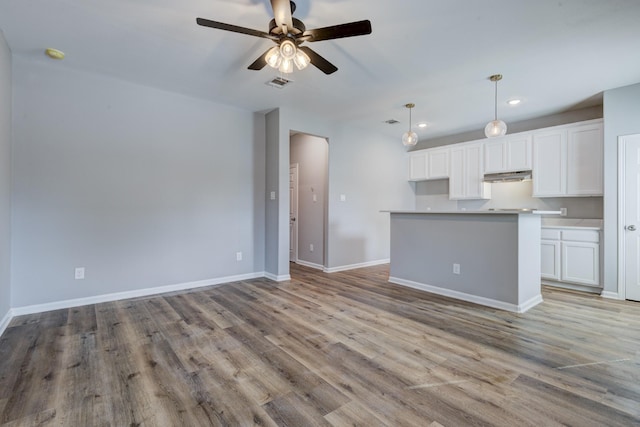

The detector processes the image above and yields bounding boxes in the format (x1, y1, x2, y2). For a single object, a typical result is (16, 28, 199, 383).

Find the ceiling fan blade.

(299, 20, 372, 42)
(298, 46, 338, 75)
(196, 18, 277, 40)
(270, 0, 294, 31)
(248, 50, 270, 70)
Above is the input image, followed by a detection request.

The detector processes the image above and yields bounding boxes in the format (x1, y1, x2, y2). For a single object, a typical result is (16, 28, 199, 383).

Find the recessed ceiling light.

(417, 123, 428, 128)
(507, 99, 521, 106)
(45, 48, 65, 60)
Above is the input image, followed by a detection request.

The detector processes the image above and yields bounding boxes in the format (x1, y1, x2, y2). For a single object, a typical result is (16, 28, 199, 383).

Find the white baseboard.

(324, 258, 390, 274)
(0, 308, 13, 337)
(388, 276, 543, 313)
(10, 272, 265, 317)
(294, 260, 324, 270)
(601, 290, 624, 300)
(264, 272, 291, 282)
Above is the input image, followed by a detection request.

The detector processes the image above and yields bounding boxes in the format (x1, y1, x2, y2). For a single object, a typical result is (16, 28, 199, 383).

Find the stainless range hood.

(483, 170, 532, 183)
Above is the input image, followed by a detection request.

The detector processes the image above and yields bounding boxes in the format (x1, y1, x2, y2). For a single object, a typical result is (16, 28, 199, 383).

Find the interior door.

(289, 164, 299, 262)
(623, 134, 640, 301)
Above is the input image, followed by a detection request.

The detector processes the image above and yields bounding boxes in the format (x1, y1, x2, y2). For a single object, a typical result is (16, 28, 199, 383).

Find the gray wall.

(603, 82, 640, 295)
(0, 31, 11, 319)
(275, 108, 415, 271)
(416, 180, 603, 219)
(290, 133, 328, 267)
(264, 109, 281, 277)
(10, 56, 265, 307)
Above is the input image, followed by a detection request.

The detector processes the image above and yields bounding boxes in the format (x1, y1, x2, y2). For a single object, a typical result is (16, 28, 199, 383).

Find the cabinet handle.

(627, 224, 637, 231)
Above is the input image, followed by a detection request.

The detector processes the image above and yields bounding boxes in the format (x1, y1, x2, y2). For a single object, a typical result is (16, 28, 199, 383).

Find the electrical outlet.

(270, 191, 276, 200)
(236, 252, 242, 261)
(313, 194, 317, 202)
(310, 244, 314, 252)
(340, 194, 346, 202)
(453, 263, 461, 275)
(75, 267, 85, 280)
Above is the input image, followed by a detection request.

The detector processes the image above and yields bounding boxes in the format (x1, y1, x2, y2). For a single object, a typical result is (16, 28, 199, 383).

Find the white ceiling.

(1, 0, 640, 140)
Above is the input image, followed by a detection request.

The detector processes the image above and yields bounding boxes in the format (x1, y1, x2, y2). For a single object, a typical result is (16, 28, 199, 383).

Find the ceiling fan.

(196, 0, 372, 75)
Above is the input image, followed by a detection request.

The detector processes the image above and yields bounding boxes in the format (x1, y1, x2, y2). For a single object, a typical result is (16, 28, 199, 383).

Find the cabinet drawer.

(541, 229, 561, 240)
(561, 229, 599, 243)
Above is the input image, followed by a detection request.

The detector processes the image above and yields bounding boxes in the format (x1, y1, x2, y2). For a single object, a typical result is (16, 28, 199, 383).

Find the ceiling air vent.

(266, 77, 292, 88)
(385, 119, 400, 125)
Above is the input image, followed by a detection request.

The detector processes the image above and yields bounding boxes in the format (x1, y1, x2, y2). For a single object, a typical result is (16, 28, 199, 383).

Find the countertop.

(541, 218, 603, 230)
(383, 209, 562, 215)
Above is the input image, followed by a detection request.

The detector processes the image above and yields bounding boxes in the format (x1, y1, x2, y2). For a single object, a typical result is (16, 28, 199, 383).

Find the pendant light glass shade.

(402, 103, 418, 147)
(485, 119, 507, 138)
(485, 74, 507, 138)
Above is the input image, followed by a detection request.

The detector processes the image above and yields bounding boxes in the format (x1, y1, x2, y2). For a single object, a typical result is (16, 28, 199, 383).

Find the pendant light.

(402, 103, 418, 146)
(484, 74, 507, 138)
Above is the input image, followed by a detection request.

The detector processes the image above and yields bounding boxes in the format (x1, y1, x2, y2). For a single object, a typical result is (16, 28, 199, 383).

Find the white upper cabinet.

(484, 134, 532, 174)
(408, 147, 449, 181)
(566, 123, 603, 195)
(532, 119, 603, 197)
(450, 142, 490, 200)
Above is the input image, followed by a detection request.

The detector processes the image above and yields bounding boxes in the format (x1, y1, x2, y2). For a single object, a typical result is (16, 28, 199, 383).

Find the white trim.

(388, 276, 543, 313)
(617, 136, 627, 300)
(11, 272, 265, 317)
(0, 308, 13, 337)
(264, 272, 291, 282)
(601, 291, 624, 300)
(324, 259, 390, 273)
(294, 260, 324, 270)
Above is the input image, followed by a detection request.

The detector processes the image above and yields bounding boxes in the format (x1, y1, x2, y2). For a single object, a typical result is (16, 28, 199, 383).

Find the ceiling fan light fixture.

(266, 46, 282, 68)
(485, 74, 507, 138)
(402, 103, 418, 147)
(279, 39, 296, 60)
(294, 48, 310, 70)
(280, 57, 294, 74)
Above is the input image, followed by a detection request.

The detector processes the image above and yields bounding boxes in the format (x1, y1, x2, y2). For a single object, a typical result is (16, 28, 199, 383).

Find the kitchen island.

(386, 210, 559, 313)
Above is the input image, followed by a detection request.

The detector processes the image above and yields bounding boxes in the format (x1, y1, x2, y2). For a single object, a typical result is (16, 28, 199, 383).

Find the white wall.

(10, 57, 265, 307)
(603, 82, 640, 295)
(416, 179, 603, 219)
(290, 133, 328, 267)
(0, 31, 11, 323)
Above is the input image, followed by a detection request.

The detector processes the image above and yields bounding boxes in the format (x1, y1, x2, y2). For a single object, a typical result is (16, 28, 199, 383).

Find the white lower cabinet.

(540, 240, 561, 280)
(541, 227, 600, 288)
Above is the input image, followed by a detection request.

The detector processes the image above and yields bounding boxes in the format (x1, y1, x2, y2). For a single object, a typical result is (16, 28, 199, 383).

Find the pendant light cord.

(494, 79, 498, 121)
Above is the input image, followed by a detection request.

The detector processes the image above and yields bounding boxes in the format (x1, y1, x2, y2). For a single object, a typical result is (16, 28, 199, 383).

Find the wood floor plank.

(1, 262, 640, 426)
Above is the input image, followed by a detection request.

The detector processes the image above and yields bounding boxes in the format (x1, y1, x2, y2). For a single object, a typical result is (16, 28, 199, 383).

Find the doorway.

(290, 164, 298, 262)
(289, 133, 329, 270)
(619, 133, 640, 301)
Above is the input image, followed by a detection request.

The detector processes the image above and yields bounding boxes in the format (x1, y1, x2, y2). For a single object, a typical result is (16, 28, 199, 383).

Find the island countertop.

(382, 209, 562, 215)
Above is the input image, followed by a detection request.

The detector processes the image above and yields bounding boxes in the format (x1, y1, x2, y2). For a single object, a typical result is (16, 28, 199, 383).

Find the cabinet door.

(507, 134, 532, 171)
(541, 240, 561, 280)
(484, 139, 507, 173)
(561, 241, 600, 286)
(567, 123, 603, 195)
(533, 130, 566, 197)
(427, 148, 449, 179)
(465, 144, 485, 198)
(449, 146, 465, 199)
(409, 151, 427, 181)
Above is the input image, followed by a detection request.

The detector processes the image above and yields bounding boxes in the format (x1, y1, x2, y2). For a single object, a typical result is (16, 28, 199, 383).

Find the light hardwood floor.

(1, 263, 639, 426)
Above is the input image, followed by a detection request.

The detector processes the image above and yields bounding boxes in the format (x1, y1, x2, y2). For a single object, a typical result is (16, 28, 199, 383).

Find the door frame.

(290, 163, 299, 263)
(617, 133, 640, 300)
